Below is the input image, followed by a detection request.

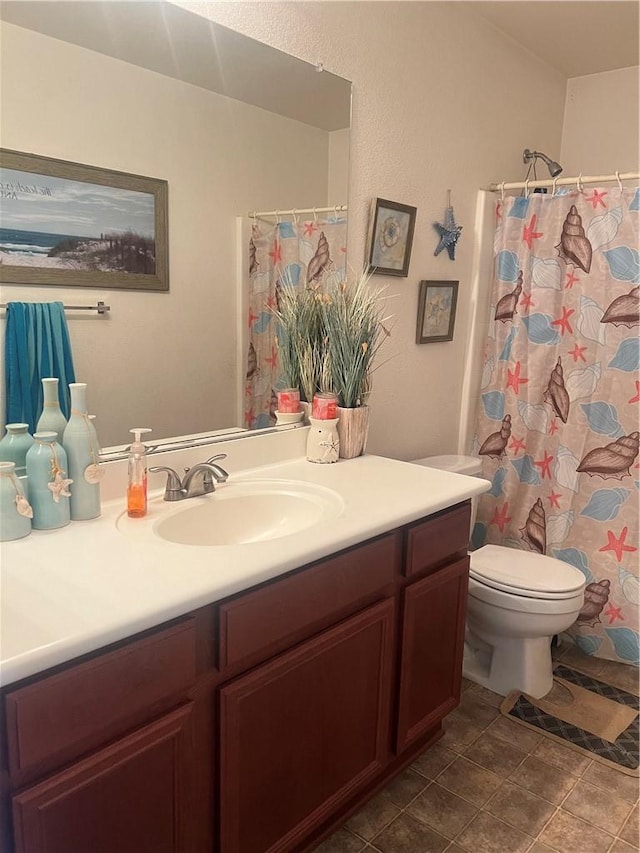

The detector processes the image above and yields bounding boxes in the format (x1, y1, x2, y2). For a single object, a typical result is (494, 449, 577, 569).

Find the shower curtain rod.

(484, 171, 639, 192)
(248, 204, 347, 219)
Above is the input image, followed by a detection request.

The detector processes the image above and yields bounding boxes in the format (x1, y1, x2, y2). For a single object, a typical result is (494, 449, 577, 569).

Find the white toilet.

(412, 455, 585, 699)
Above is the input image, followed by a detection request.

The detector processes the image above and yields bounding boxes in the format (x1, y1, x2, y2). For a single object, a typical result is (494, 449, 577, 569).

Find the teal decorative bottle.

(36, 378, 67, 443)
(0, 461, 33, 541)
(25, 432, 71, 530)
(62, 383, 102, 520)
(0, 423, 34, 475)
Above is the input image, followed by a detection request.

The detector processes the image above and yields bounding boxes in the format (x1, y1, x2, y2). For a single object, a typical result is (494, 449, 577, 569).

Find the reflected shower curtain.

(473, 187, 639, 666)
(243, 215, 347, 429)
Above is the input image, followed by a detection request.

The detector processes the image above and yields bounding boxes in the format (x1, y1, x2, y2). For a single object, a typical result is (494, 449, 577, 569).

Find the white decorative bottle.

(36, 378, 68, 443)
(62, 383, 103, 520)
(306, 417, 340, 464)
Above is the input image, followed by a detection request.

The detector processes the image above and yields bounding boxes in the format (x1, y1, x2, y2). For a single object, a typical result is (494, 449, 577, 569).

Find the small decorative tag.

(15, 494, 34, 518)
(84, 463, 104, 484)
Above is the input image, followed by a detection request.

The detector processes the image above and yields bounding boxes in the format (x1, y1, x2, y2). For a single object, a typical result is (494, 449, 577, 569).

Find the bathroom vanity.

(0, 443, 489, 853)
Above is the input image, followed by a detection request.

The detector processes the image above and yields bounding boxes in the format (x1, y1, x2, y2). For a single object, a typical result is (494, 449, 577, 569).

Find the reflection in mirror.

(0, 0, 351, 451)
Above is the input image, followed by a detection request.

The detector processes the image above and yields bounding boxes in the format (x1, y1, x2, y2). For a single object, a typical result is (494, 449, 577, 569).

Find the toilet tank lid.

(412, 454, 482, 476)
(471, 545, 586, 596)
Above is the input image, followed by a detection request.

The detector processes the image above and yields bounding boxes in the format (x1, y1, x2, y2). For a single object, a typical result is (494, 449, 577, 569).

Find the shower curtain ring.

(313, 207, 318, 223)
(616, 171, 623, 191)
(524, 178, 530, 198)
(577, 173, 584, 193)
(551, 176, 558, 197)
(499, 182, 505, 202)
(275, 209, 281, 224)
(292, 208, 298, 224)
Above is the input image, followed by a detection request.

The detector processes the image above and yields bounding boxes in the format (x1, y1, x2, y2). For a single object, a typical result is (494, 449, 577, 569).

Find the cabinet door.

(396, 557, 469, 753)
(12, 704, 197, 853)
(219, 599, 394, 853)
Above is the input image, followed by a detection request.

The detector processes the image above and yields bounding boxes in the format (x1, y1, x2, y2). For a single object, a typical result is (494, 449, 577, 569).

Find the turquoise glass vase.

(62, 383, 102, 520)
(0, 423, 34, 476)
(25, 432, 71, 529)
(0, 461, 32, 541)
(36, 377, 68, 443)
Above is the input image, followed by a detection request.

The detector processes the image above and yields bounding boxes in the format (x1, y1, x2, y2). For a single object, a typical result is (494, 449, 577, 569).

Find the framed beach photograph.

(416, 280, 459, 343)
(367, 197, 416, 277)
(0, 149, 168, 291)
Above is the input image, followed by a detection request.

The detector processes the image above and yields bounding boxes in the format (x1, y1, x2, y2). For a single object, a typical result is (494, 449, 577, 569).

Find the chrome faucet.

(182, 461, 227, 497)
(150, 454, 229, 501)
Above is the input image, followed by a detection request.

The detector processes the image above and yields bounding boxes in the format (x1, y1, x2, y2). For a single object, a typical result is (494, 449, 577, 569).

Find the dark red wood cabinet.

(220, 600, 394, 853)
(0, 501, 470, 853)
(396, 557, 469, 753)
(12, 704, 196, 853)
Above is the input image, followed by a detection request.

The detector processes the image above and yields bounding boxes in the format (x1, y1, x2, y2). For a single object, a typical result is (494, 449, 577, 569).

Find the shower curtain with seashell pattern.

(244, 216, 347, 429)
(473, 187, 639, 666)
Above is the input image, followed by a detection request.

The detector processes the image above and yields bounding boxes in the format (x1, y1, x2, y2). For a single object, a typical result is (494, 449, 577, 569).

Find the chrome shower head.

(546, 157, 563, 178)
(523, 149, 563, 178)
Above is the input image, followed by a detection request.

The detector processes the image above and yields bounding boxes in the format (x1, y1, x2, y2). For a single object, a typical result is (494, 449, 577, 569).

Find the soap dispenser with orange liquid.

(127, 428, 152, 518)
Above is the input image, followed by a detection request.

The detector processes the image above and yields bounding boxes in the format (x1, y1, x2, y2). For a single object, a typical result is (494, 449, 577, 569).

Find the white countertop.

(1, 451, 489, 687)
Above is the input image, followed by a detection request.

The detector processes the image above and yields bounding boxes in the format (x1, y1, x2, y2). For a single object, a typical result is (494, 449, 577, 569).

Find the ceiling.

(462, 1, 639, 78)
(2, 1, 637, 94)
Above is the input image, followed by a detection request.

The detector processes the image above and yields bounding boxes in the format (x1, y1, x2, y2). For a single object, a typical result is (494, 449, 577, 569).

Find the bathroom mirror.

(0, 0, 351, 450)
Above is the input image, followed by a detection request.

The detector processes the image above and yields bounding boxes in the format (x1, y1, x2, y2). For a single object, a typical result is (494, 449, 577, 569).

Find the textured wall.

(179, 1, 567, 460)
(561, 67, 640, 175)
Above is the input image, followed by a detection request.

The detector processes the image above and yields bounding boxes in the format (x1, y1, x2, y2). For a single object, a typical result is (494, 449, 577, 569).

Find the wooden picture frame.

(416, 280, 459, 343)
(367, 197, 416, 277)
(0, 148, 168, 291)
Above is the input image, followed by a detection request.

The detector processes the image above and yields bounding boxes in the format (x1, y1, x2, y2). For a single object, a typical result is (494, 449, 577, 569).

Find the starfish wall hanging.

(433, 190, 463, 260)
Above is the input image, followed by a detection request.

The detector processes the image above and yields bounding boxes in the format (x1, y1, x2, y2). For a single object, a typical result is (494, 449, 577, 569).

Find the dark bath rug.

(501, 664, 639, 777)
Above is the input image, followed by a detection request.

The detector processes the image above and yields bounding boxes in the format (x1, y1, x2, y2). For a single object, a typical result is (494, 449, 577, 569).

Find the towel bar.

(0, 301, 110, 315)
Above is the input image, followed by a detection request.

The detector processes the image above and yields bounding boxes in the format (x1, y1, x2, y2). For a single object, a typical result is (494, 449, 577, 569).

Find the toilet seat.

(470, 544, 585, 600)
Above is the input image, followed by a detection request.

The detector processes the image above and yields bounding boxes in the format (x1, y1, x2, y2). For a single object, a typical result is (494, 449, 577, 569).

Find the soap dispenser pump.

(127, 428, 152, 518)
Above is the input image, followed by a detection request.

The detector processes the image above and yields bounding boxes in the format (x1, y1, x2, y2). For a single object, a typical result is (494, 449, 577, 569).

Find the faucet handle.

(149, 466, 184, 501)
(205, 453, 229, 482)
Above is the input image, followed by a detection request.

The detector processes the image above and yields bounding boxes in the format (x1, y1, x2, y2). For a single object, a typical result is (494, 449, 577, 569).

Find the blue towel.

(5, 302, 76, 432)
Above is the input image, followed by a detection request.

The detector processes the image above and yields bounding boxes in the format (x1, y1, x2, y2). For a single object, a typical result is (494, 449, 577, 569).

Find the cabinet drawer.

(219, 532, 400, 670)
(405, 503, 470, 578)
(5, 618, 196, 779)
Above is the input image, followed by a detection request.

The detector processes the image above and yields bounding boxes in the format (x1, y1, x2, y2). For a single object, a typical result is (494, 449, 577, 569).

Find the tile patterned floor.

(313, 646, 640, 853)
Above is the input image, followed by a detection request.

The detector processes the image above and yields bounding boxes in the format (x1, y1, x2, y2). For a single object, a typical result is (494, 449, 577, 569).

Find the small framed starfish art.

(416, 280, 459, 344)
(367, 197, 417, 277)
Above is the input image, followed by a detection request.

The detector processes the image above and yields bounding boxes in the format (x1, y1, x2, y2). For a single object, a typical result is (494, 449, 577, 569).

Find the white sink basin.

(117, 480, 344, 546)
